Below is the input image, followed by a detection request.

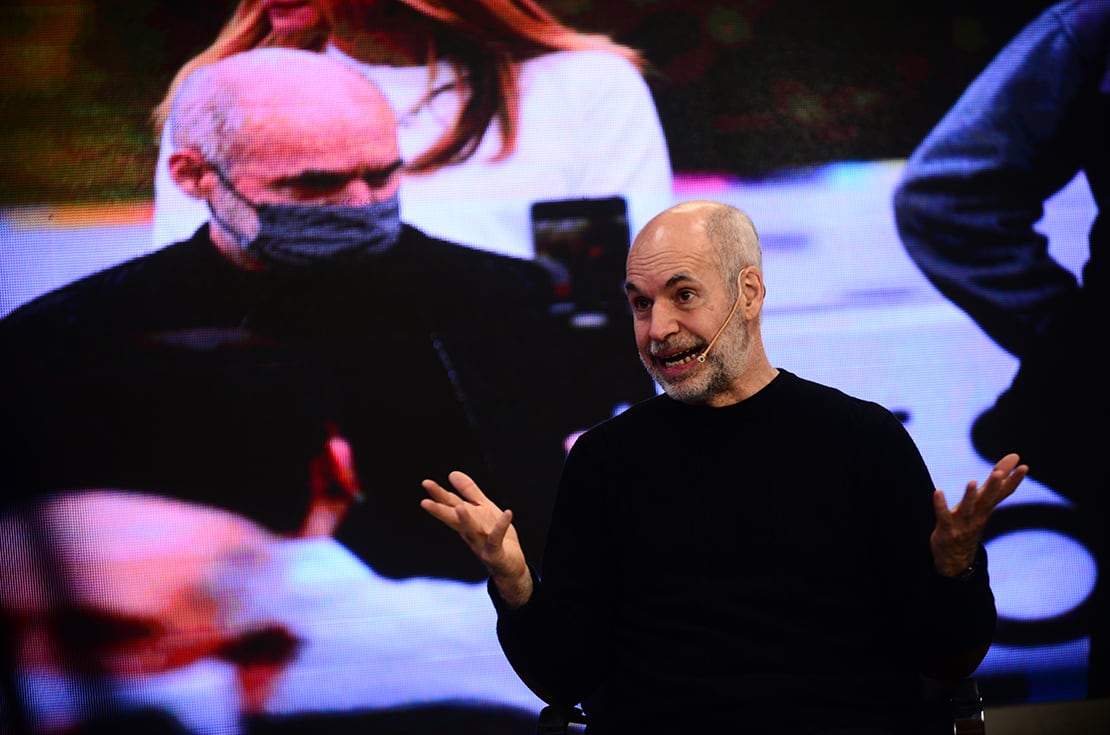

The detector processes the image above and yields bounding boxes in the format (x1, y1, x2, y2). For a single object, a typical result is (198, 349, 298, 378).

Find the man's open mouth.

(658, 347, 702, 368)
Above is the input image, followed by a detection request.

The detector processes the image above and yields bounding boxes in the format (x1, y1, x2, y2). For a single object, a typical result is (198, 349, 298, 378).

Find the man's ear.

(739, 266, 765, 319)
(168, 148, 215, 200)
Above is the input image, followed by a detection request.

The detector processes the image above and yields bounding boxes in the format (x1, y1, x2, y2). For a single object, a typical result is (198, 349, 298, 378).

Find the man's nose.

(337, 177, 397, 206)
(338, 178, 378, 205)
(647, 304, 679, 342)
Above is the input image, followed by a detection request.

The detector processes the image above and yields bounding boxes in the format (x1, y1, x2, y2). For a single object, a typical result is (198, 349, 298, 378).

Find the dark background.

(0, 0, 1054, 205)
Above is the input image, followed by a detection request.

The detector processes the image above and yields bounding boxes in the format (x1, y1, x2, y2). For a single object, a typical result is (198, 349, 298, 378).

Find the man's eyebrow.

(272, 169, 344, 186)
(274, 159, 405, 185)
(625, 273, 695, 293)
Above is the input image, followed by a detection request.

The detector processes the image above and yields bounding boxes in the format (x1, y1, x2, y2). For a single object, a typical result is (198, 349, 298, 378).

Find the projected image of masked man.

(0, 47, 569, 585)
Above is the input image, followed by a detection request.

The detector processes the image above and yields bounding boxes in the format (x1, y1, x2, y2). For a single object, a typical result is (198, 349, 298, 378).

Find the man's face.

(624, 215, 752, 406)
(209, 75, 403, 246)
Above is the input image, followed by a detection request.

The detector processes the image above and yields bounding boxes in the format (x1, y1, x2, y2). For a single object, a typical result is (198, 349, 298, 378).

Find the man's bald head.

(632, 200, 762, 297)
(170, 47, 397, 170)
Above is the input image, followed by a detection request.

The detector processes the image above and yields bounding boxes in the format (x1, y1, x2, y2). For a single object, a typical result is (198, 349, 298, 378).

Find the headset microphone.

(696, 271, 746, 363)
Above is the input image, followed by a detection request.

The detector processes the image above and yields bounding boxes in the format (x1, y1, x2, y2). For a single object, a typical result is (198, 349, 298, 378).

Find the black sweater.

(1, 226, 579, 581)
(494, 370, 996, 734)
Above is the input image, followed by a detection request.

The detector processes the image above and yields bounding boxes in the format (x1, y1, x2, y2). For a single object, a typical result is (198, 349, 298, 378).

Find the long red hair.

(154, 0, 647, 174)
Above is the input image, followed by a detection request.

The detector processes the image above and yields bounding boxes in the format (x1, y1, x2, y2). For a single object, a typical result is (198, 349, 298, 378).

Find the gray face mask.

(209, 167, 403, 267)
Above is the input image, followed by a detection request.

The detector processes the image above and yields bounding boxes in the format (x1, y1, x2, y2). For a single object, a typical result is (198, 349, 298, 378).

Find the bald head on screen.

(165, 47, 404, 269)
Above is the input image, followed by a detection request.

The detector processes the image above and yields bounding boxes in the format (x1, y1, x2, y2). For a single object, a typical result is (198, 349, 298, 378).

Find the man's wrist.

(937, 548, 981, 581)
(494, 569, 534, 609)
(953, 559, 978, 582)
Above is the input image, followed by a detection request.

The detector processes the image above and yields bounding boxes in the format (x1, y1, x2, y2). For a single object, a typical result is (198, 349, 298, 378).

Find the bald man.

(0, 47, 570, 581)
(423, 200, 1028, 734)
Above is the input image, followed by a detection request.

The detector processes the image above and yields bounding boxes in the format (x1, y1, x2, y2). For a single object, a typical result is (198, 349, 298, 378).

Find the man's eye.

(361, 174, 390, 188)
(677, 290, 696, 302)
(630, 298, 650, 310)
(293, 175, 346, 192)
(363, 161, 404, 188)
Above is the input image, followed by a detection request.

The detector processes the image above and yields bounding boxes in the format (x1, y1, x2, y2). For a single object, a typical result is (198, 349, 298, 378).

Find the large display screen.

(2, 2, 1097, 733)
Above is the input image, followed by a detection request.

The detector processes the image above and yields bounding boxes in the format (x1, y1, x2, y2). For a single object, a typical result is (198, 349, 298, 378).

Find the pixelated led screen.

(1, 2, 1095, 734)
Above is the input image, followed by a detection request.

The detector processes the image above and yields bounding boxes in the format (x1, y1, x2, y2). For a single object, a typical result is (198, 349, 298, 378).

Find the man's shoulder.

(3, 252, 149, 326)
(575, 393, 668, 442)
(0, 237, 205, 339)
(399, 224, 554, 296)
(771, 369, 898, 425)
(774, 369, 853, 401)
(402, 224, 541, 268)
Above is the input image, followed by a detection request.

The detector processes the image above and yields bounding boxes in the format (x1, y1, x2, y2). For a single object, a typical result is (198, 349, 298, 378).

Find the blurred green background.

(0, 0, 1053, 206)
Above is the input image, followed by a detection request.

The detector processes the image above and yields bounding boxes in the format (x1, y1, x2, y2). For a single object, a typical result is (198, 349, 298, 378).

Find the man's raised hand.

(421, 471, 533, 607)
(931, 453, 1028, 577)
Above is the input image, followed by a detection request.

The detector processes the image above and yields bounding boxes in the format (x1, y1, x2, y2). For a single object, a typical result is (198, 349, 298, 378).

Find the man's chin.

(657, 377, 705, 403)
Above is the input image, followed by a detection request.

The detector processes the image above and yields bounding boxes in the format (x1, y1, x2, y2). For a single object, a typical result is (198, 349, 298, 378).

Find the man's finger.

(993, 453, 1022, 476)
(976, 457, 1028, 509)
(419, 497, 461, 529)
(932, 489, 952, 527)
(992, 463, 1028, 505)
(448, 470, 493, 506)
(421, 478, 462, 506)
(958, 478, 981, 511)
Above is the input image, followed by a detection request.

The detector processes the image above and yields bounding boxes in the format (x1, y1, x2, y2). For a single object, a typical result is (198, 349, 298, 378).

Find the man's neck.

(208, 222, 266, 271)
(702, 362, 780, 408)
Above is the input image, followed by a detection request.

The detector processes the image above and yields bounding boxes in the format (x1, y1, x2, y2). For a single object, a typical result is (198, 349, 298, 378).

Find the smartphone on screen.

(530, 196, 631, 327)
(530, 196, 653, 432)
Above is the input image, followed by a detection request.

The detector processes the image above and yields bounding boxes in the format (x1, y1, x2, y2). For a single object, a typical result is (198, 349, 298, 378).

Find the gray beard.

(647, 321, 752, 405)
